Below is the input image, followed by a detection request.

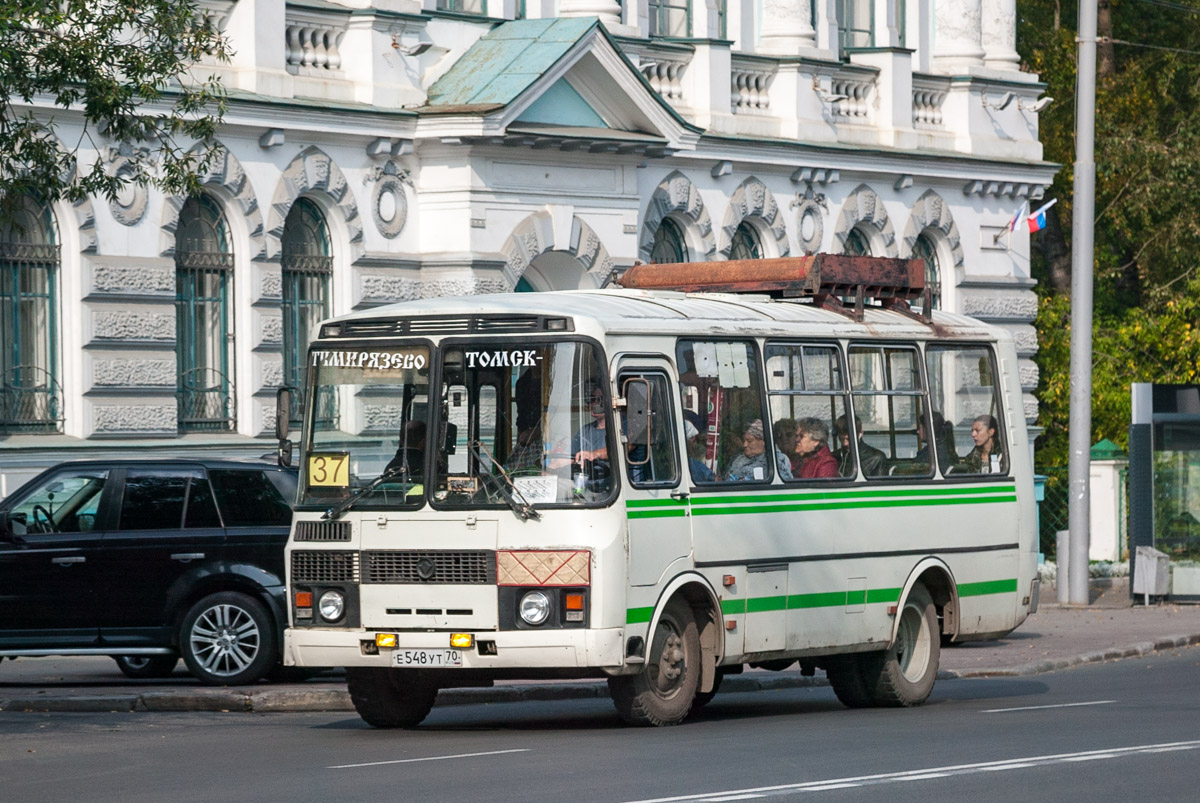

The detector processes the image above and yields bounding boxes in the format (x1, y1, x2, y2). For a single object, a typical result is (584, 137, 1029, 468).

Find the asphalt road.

(3, 647, 1199, 802)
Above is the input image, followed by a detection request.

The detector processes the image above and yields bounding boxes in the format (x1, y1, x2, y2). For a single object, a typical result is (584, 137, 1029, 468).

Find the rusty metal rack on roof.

(614, 254, 932, 323)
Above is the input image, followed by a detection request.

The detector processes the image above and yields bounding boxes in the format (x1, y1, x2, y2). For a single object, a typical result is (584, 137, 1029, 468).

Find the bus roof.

(331, 289, 1010, 343)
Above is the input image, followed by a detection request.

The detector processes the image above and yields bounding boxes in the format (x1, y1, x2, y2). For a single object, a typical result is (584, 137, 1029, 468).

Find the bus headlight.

(519, 590, 551, 626)
(318, 590, 346, 622)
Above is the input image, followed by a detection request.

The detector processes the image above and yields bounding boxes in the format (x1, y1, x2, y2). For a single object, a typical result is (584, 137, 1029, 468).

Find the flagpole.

(1068, 0, 1097, 605)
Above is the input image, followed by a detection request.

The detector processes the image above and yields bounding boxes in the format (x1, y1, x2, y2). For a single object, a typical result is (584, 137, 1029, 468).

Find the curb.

(4, 635, 1199, 714)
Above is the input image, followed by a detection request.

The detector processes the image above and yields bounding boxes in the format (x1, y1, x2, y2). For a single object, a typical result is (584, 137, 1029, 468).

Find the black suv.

(0, 459, 296, 685)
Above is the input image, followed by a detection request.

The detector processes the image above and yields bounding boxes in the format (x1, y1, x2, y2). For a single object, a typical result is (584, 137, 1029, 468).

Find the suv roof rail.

(614, 254, 931, 323)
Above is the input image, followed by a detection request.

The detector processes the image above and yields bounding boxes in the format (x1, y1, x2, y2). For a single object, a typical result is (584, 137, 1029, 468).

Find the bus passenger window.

(925, 345, 1009, 476)
(848, 345, 933, 479)
(620, 373, 679, 488)
(765, 343, 850, 480)
(676, 339, 776, 483)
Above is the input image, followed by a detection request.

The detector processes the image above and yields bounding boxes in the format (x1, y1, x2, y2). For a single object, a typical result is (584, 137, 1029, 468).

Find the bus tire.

(864, 584, 940, 707)
(825, 655, 874, 708)
(346, 668, 438, 728)
(608, 597, 700, 726)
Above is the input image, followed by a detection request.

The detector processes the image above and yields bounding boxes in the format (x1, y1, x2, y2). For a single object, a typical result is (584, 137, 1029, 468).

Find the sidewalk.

(4, 584, 1199, 714)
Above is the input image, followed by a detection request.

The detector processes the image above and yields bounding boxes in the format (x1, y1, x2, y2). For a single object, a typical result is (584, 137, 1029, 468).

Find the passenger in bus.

(961, 414, 1003, 474)
(385, 420, 426, 478)
(725, 418, 793, 482)
(505, 423, 545, 478)
(833, 415, 887, 478)
(795, 417, 838, 479)
(772, 418, 803, 475)
(571, 383, 610, 464)
(683, 411, 716, 483)
(915, 412, 956, 473)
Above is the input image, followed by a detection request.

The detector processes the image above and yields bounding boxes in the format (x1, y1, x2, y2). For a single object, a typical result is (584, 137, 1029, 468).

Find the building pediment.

(416, 17, 698, 153)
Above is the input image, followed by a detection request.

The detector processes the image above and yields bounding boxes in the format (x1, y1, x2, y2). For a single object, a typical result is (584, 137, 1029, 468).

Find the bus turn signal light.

(294, 591, 313, 607)
(375, 633, 398, 648)
(564, 593, 585, 611)
(450, 633, 474, 649)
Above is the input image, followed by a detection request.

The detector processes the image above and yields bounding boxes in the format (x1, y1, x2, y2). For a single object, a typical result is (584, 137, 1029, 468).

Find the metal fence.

(1037, 465, 1129, 561)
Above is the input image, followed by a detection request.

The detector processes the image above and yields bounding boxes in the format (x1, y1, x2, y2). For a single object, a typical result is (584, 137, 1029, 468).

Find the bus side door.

(617, 364, 691, 588)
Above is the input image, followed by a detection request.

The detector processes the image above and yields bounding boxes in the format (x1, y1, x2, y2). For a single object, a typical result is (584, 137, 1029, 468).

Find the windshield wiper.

(321, 466, 412, 521)
(469, 441, 540, 522)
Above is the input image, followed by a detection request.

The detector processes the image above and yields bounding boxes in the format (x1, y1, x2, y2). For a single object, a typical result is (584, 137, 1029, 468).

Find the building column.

(981, 0, 1021, 70)
(932, 0, 985, 73)
(758, 0, 817, 54)
(558, 0, 623, 27)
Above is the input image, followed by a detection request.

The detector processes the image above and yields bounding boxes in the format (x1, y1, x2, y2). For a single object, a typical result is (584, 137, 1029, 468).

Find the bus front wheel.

(609, 597, 700, 726)
(863, 583, 940, 707)
(346, 668, 438, 728)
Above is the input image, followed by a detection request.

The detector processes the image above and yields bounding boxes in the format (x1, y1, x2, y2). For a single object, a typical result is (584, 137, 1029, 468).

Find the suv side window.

(209, 469, 292, 526)
(7, 469, 109, 534)
(120, 470, 195, 530)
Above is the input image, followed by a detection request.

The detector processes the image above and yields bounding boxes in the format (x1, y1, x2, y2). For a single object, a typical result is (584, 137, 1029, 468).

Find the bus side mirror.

(275, 387, 294, 468)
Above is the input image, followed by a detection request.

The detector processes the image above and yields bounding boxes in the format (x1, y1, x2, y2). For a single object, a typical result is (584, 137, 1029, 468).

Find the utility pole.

(1068, 0, 1098, 605)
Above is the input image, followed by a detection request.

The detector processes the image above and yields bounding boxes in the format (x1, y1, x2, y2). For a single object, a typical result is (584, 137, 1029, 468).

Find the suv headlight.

(519, 590, 551, 626)
(318, 590, 345, 622)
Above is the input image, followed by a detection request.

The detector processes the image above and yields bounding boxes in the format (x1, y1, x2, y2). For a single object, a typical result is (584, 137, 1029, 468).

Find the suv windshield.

(300, 345, 432, 509)
(436, 341, 614, 508)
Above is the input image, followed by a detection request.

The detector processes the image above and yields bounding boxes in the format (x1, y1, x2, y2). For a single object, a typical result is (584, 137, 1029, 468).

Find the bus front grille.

(292, 550, 360, 583)
(293, 521, 352, 542)
(361, 550, 496, 584)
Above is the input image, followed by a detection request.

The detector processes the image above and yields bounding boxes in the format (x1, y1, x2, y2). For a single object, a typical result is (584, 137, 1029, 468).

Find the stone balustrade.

(829, 74, 874, 122)
(285, 9, 347, 73)
(912, 76, 950, 128)
(730, 58, 775, 114)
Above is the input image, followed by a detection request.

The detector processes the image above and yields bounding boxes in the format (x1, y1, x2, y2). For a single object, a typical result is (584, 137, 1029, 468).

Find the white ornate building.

(0, 0, 1054, 493)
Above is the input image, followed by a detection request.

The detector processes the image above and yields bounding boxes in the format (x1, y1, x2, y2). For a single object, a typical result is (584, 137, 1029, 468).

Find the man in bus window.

(725, 419, 793, 482)
(795, 417, 838, 479)
(833, 415, 887, 478)
(572, 383, 609, 464)
(385, 420, 426, 478)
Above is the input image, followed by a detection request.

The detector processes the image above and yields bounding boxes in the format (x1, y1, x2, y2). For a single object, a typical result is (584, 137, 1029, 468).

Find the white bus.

(279, 255, 1038, 728)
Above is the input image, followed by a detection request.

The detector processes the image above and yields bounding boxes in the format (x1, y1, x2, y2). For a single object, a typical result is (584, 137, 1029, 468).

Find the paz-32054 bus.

(278, 255, 1037, 728)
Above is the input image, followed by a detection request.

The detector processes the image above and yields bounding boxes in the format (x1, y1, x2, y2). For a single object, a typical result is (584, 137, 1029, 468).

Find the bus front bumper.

(284, 626, 626, 670)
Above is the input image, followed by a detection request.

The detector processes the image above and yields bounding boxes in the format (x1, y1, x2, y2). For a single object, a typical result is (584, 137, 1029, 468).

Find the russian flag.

(1006, 201, 1028, 233)
(1027, 199, 1057, 234)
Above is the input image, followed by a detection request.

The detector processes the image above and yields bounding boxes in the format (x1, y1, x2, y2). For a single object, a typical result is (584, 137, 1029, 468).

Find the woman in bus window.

(961, 414, 1003, 474)
(725, 419, 793, 482)
(772, 417, 803, 475)
(795, 417, 838, 479)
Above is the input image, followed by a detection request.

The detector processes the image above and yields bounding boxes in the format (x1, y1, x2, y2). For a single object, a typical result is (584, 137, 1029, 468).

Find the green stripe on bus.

(631, 581, 1012, 623)
(957, 578, 1019, 597)
(627, 509, 688, 520)
(626, 498, 688, 508)
(689, 485, 1015, 506)
(690, 494, 1017, 516)
(626, 607, 654, 624)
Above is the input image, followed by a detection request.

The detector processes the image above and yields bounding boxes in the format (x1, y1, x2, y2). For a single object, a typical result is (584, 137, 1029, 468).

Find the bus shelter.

(1129, 383, 1200, 601)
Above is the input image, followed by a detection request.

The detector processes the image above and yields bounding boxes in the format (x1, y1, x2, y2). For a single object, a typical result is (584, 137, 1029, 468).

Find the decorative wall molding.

(901, 190, 965, 271)
(639, 171, 716, 263)
(267, 146, 365, 258)
(362, 159, 410, 241)
(720, 177, 789, 258)
(159, 142, 265, 259)
(834, 184, 898, 256)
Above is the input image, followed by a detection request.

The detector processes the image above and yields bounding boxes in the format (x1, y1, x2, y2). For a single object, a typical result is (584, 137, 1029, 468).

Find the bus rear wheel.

(863, 584, 940, 707)
(609, 597, 700, 726)
(346, 668, 438, 728)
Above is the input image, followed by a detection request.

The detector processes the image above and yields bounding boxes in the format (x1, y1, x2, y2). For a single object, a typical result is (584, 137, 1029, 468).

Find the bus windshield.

(436, 340, 615, 508)
(301, 345, 432, 510)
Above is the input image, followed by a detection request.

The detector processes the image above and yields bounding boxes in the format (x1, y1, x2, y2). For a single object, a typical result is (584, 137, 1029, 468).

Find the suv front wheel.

(180, 591, 276, 686)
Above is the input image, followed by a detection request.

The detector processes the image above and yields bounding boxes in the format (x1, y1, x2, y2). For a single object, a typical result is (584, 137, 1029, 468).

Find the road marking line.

(327, 748, 529, 769)
(980, 700, 1116, 713)
(621, 740, 1200, 802)
(702, 795, 766, 801)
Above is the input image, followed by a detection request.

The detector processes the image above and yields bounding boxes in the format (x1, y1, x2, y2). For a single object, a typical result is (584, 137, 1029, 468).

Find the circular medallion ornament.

(372, 176, 407, 239)
(109, 163, 148, 226)
(794, 198, 824, 254)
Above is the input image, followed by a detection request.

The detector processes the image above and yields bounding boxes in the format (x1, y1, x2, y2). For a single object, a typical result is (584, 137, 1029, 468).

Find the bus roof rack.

(614, 254, 931, 323)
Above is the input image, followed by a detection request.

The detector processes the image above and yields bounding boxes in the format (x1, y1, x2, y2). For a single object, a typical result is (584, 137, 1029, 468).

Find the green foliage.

(0, 1, 230, 219)
(1020, 0, 1200, 466)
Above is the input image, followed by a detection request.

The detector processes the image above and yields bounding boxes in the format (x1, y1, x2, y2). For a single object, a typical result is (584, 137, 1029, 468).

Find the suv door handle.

(52, 556, 86, 566)
(171, 552, 205, 563)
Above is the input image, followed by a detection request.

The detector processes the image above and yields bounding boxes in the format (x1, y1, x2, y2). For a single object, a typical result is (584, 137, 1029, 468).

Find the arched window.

(729, 220, 762, 260)
(281, 197, 331, 426)
(650, 217, 688, 263)
(0, 196, 61, 432)
(175, 194, 234, 433)
(912, 231, 941, 310)
(842, 227, 872, 256)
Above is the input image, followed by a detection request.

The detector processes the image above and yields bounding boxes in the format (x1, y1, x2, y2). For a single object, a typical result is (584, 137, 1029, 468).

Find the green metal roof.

(426, 17, 600, 108)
